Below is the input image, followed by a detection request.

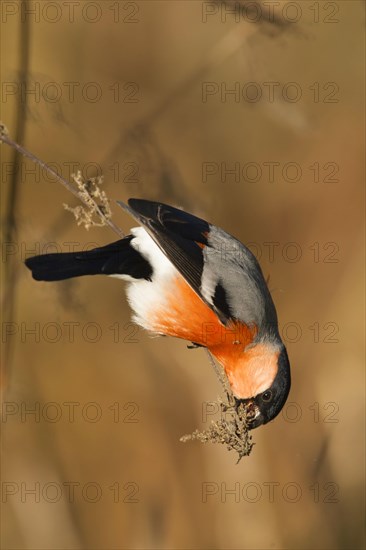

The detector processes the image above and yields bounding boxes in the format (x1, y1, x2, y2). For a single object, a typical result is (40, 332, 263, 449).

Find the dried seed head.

(64, 172, 112, 230)
(180, 397, 254, 462)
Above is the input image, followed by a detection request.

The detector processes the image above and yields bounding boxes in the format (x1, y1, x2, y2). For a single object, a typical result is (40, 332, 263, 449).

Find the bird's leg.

(187, 342, 203, 349)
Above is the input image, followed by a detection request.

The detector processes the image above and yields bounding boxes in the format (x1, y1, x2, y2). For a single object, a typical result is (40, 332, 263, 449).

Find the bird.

(25, 198, 291, 429)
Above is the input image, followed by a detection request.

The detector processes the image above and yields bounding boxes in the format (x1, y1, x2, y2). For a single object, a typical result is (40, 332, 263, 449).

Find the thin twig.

(205, 349, 232, 396)
(0, 124, 125, 239)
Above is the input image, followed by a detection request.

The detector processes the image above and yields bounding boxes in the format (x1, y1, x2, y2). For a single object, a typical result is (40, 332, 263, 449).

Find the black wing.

(118, 199, 231, 324)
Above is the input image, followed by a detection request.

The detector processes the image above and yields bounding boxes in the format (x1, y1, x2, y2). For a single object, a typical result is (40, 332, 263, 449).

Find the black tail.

(24, 237, 152, 282)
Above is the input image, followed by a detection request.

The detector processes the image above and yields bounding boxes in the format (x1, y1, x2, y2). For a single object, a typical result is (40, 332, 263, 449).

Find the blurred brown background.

(1, 1, 365, 549)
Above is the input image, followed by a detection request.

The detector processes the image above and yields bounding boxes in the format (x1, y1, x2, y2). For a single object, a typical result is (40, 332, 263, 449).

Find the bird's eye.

(262, 390, 272, 402)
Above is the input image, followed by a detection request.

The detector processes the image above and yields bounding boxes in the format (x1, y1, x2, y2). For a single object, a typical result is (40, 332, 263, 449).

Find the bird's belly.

(126, 272, 256, 350)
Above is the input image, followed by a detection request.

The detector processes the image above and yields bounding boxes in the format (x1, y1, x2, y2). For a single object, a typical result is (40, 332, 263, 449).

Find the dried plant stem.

(205, 349, 232, 396)
(0, 123, 124, 239)
(182, 349, 254, 461)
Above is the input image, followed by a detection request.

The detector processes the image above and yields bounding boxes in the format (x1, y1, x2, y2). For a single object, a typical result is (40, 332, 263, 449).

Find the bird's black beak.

(236, 398, 264, 430)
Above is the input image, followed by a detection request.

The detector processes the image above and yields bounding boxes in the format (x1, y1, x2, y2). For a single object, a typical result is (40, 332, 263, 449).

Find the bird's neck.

(210, 340, 281, 400)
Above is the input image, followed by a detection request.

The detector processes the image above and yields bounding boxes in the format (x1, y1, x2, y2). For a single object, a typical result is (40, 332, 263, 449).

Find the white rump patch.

(112, 227, 178, 332)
